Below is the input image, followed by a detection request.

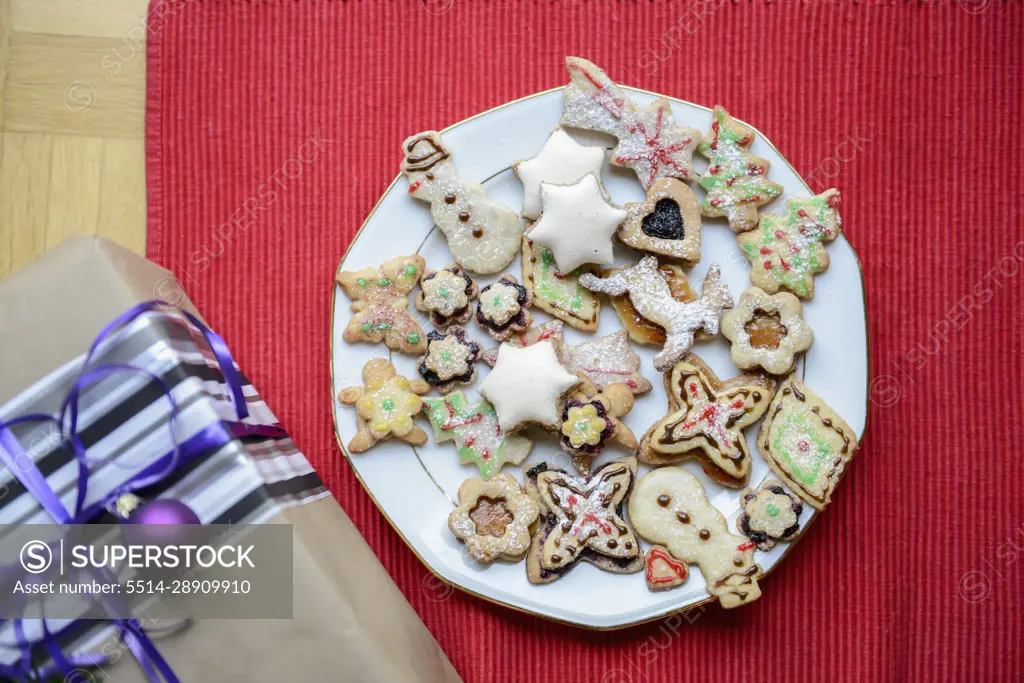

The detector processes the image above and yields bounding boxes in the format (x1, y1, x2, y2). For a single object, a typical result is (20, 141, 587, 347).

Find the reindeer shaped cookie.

(401, 131, 522, 274)
(629, 467, 762, 609)
(580, 256, 733, 371)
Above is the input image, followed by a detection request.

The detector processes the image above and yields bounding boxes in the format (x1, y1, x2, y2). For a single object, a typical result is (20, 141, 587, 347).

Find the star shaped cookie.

(639, 354, 776, 488)
(514, 128, 607, 220)
(478, 340, 580, 431)
(528, 174, 628, 273)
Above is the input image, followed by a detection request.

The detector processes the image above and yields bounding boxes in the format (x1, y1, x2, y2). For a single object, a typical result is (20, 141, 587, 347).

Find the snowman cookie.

(629, 467, 762, 608)
(402, 131, 522, 274)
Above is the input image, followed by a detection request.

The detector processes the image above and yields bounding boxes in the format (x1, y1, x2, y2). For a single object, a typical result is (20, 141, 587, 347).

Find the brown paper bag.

(0, 236, 461, 683)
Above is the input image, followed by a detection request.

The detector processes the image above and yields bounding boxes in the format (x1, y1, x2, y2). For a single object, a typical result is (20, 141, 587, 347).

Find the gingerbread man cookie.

(476, 274, 533, 342)
(618, 178, 702, 264)
(720, 287, 814, 375)
(629, 467, 762, 608)
(521, 230, 601, 332)
(737, 479, 804, 551)
(758, 376, 857, 510)
(448, 474, 539, 563)
(639, 354, 776, 488)
(697, 106, 783, 232)
(736, 189, 842, 300)
(417, 326, 481, 395)
(415, 264, 478, 328)
(558, 378, 638, 475)
(336, 255, 427, 354)
(580, 257, 733, 371)
(402, 131, 522, 274)
(337, 358, 431, 453)
(525, 458, 644, 584)
(561, 57, 700, 189)
(422, 391, 533, 480)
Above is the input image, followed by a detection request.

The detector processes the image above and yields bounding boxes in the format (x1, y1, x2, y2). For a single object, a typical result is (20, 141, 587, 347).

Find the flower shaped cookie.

(721, 287, 814, 375)
(417, 326, 480, 394)
(448, 474, 539, 563)
(737, 480, 804, 551)
(415, 265, 478, 328)
(476, 274, 532, 341)
(557, 378, 638, 475)
(337, 358, 430, 453)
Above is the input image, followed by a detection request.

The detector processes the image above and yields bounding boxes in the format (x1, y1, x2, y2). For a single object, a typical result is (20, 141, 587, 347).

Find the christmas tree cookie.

(736, 189, 843, 300)
(697, 106, 783, 232)
(521, 231, 600, 332)
(422, 391, 533, 479)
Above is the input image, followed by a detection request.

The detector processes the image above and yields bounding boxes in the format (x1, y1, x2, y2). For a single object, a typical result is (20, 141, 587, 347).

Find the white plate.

(330, 87, 869, 629)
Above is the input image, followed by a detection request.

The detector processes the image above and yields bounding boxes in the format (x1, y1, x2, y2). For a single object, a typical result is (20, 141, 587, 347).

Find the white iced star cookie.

(478, 340, 580, 431)
(513, 128, 607, 220)
(528, 174, 628, 273)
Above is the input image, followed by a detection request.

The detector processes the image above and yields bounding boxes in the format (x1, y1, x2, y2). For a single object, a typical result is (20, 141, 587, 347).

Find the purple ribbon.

(0, 301, 261, 682)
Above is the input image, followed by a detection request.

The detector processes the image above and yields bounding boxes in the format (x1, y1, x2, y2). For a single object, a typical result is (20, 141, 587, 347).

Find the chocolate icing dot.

(698, 528, 711, 540)
(677, 511, 690, 524)
(657, 495, 671, 507)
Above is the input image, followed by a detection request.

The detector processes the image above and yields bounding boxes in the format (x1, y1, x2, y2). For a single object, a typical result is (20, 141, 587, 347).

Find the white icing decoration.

(513, 128, 607, 220)
(529, 174, 628, 273)
(478, 340, 580, 431)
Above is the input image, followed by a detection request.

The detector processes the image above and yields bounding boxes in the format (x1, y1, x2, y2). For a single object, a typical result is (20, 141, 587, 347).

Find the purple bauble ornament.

(127, 499, 201, 526)
(121, 498, 202, 551)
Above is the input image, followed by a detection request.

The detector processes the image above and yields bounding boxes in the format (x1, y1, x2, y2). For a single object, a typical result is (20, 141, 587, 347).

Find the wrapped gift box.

(0, 236, 461, 683)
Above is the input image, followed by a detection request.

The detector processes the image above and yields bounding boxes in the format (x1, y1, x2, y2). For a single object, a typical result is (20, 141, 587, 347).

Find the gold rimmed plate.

(330, 87, 869, 630)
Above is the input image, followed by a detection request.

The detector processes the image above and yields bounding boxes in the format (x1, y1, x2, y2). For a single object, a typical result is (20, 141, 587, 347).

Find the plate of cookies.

(331, 57, 868, 629)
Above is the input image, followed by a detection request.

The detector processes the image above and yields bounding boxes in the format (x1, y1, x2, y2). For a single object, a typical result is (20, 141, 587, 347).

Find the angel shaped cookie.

(639, 354, 775, 488)
(337, 358, 430, 453)
(336, 254, 427, 354)
(402, 131, 522, 274)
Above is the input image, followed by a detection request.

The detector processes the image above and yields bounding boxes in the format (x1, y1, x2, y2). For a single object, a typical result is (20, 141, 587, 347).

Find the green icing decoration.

(377, 278, 392, 287)
(381, 398, 394, 411)
(403, 264, 418, 277)
(772, 412, 832, 486)
(356, 278, 368, 287)
(537, 247, 585, 311)
(360, 323, 371, 333)
(422, 393, 526, 479)
(406, 333, 421, 344)
(765, 502, 780, 517)
(697, 107, 781, 212)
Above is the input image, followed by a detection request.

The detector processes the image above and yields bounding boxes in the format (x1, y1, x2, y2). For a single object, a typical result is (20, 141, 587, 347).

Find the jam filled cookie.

(736, 189, 842, 300)
(402, 131, 521, 274)
(737, 479, 804, 551)
(558, 378, 638, 475)
(561, 57, 700, 189)
(697, 106, 783, 232)
(720, 287, 814, 375)
(336, 254, 427, 354)
(476, 274, 533, 342)
(580, 257, 733, 371)
(758, 375, 857, 510)
(525, 458, 644, 584)
(337, 358, 430, 453)
(416, 326, 481, 395)
(422, 391, 533, 480)
(448, 474, 539, 564)
(415, 265, 478, 328)
(639, 354, 775, 488)
(629, 467, 762, 608)
(618, 178, 702, 264)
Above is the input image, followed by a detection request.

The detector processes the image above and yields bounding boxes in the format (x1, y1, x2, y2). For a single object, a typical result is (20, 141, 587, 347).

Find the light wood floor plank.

(0, 132, 53, 278)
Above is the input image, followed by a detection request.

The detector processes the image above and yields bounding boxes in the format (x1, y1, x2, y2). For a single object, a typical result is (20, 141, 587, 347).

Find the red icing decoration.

(408, 180, 423, 194)
(737, 540, 756, 552)
(646, 546, 689, 584)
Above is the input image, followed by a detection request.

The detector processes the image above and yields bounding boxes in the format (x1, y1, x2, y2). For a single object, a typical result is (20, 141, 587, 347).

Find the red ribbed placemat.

(145, 1, 1023, 680)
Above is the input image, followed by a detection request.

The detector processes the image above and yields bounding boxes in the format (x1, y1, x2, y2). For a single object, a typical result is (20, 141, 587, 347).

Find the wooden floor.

(0, 0, 150, 280)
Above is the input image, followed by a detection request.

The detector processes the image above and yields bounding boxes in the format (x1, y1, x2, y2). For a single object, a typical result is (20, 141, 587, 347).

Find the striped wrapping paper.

(144, 1, 1023, 681)
(0, 309, 329, 666)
